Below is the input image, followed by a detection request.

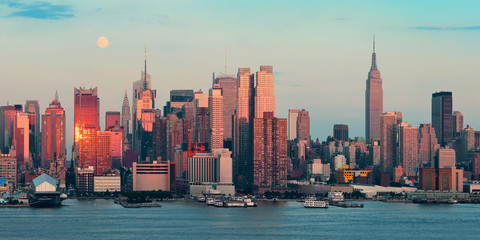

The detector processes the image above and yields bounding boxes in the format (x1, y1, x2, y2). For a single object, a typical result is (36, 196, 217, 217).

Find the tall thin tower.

(233, 67, 255, 193)
(133, 45, 156, 161)
(365, 37, 383, 143)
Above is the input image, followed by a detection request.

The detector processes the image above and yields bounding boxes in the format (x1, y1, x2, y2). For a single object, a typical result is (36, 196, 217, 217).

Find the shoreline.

(0, 204, 30, 208)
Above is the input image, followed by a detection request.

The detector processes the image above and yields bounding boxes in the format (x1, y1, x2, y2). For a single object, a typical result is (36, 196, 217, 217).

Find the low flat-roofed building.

(133, 161, 170, 191)
(77, 167, 94, 193)
(351, 184, 417, 199)
(187, 149, 234, 195)
(94, 175, 121, 192)
(189, 183, 235, 197)
(296, 184, 354, 195)
(0, 178, 10, 193)
(408, 190, 469, 203)
(464, 181, 480, 194)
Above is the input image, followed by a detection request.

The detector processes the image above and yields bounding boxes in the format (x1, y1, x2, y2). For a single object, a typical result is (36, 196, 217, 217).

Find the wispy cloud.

(410, 25, 480, 31)
(1, 1, 74, 20)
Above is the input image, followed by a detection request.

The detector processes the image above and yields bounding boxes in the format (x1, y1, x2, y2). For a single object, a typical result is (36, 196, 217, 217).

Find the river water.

(1, 199, 479, 239)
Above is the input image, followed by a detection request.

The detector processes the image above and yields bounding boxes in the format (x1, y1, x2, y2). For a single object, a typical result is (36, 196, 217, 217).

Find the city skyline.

(3, 2, 480, 238)
(1, 0, 480, 160)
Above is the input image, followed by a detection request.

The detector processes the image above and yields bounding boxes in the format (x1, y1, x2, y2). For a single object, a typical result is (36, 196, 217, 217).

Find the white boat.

(213, 200, 224, 207)
(224, 201, 246, 207)
(448, 199, 458, 204)
(206, 198, 215, 205)
(243, 198, 257, 207)
(303, 199, 329, 208)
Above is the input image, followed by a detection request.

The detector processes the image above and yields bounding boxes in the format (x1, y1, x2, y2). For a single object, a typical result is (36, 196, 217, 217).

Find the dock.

(331, 202, 364, 208)
(118, 200, 161, 208)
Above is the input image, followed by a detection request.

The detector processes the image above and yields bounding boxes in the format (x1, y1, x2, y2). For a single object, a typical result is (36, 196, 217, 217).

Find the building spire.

(373, 34, 375, 53)
(123, 87, 129, 107)
(143, 42, 148, 90)
(55, 90, 59, 101)
(371, 35, 377, 70)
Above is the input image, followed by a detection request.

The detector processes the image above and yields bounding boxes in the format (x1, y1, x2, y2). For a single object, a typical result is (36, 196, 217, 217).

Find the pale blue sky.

(1, 0, 480, 156)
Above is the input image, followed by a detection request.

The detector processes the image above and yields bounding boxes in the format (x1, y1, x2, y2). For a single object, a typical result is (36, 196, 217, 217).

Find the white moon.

(97, 37, 109, 48)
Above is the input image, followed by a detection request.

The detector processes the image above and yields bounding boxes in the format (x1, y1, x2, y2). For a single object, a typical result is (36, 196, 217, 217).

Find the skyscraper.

(460, 126, 475, 163)
(24, 100, 40, 164)
(296, 109, 310, 145)
(138, 109, 155, 162)
(365, 39, 383, 143)
(288, 109, 301, 140)
(213, 74, 237, 141)
(333, 124, 349, 142)
(254, 65, 275, 118)
(96, 131, 112, 175)
(236, 68, 255, 120)
(74, 87, 100, 145)
(78, 126, 112, 176)
(15, 112, 30, 166)
(41, 94, 66, 168)
(453, 111, 463, 138)
(132, 70, 151, 127)
(193, 90, 209, 143)
(380, 112, 402, 174)
(398, 123, 418, 178)
(194, 107, 209, 144)
(105, 111, 121, 130)
(78, 126, 97, 172)
(0, 105, 22, 154)
(121, 89, 131, 149)
(166, 114, 183, 162)
(432, 91, 453, 146)
(233, 67, 254, 192)
(418, 124, 439, 167)
(209, 85, 224, 149)
(164, 90, 194, 116)
(436, 147, 456, 169)
(133, 50, 156, 158)
(107, 123, 123, 169)
(121, 89, 131, 129)
(253, 112, 287, 193)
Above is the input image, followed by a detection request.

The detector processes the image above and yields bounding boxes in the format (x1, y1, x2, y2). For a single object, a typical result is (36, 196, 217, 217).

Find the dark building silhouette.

(333, 124, 349, 141)
(432, 91, 453, 146)
(233, 68, 255, 193)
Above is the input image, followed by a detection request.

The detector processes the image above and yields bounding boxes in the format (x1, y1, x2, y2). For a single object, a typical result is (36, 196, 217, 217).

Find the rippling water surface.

(1, 199, 480, 239)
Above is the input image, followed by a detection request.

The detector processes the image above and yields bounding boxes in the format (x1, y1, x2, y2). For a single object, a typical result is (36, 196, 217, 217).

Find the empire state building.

(365, 38, 383, 143)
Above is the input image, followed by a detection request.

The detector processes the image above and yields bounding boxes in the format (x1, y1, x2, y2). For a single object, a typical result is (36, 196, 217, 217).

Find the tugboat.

(303, 198, 329, 208)
(243, 198, 257, 207)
